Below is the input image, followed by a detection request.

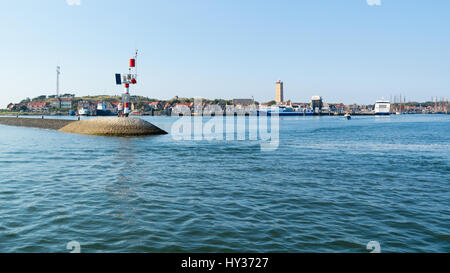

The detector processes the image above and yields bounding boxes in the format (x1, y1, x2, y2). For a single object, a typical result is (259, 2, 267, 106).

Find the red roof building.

(27, 102, 48, 111)
(149, 101, 162, 109)
(7, 103, 18, 110)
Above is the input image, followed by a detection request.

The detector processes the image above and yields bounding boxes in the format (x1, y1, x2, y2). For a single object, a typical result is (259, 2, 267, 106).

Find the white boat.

(78, 108, 89, 116)
(257, 105, 314, 116)
(96, 101, 114, 116)
(374, 99, 391, 115)
(344, 113, 352, 120)
(97, 102, 107, 111)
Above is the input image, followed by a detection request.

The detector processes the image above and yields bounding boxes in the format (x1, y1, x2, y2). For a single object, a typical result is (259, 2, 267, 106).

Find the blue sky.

(1, 0, 449, 107)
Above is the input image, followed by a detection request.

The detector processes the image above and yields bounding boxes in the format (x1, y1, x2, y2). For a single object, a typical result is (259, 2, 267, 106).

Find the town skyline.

(1, 1, 449, 108)
(5, 90, 447, 117)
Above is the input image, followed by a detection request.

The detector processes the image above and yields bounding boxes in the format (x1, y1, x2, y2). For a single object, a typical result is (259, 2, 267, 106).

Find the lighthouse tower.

(115, 51, 138, 117)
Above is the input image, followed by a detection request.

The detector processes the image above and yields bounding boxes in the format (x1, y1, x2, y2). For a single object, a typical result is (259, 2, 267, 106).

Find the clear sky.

(1, 0, 449, 108)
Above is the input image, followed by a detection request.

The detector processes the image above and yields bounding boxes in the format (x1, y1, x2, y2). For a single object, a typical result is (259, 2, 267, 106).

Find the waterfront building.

(233, 99, 254, 106)
(311, 96, 323, 113)
(149, 101, 162, 110)
(51, 97, 73, 110)
(60, 98, 73, 109)
(330, 103, 346, 114)
(275, 80, 284, 103)
(172, 103, 191, 115)
(27, 102, 49, 111)
(348, 104, 360, 114)
(51, 98, 60, 109)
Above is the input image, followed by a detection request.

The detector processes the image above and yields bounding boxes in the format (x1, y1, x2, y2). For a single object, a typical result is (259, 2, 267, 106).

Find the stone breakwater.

(0, 117, 167, 136)
(59, 117, 167, 136)
(0, 117, 74, 130)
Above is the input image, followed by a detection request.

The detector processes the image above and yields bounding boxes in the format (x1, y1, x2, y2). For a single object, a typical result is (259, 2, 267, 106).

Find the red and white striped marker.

(118, 55, 137, 117)
(123, 83, 130, 115)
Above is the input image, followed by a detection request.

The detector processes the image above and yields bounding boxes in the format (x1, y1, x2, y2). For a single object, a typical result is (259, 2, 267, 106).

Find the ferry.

(257, 105, 314, 116)
(374, 99, 391, 116)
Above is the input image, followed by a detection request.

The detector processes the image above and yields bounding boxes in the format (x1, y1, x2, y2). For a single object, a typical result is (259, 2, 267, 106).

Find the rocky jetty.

(59, 117, 167, 136)
(0, 117, 74, 130)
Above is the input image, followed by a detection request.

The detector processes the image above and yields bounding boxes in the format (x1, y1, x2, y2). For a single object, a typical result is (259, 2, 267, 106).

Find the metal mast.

(56, 66, 61, 98)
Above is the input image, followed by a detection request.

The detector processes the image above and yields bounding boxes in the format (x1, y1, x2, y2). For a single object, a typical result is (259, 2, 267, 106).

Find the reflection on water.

(105, 138, 140, 226)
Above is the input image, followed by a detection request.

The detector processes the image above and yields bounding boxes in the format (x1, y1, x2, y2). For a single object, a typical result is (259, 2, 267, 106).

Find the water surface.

(0, 115, 448, 252)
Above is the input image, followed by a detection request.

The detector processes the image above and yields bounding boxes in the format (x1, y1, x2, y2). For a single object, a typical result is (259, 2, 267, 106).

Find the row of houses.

(51, 97, 73, 109)
(6, 97, 75, 112)
(8, 99, 161, 113)
(400, 105, 445, 114)
(27, 97, 74, 111)
(8, 96, 253, 113)
(8, 96, 404, 115)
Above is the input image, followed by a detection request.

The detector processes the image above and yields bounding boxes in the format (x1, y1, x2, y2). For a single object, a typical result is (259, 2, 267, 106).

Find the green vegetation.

(80, 95, 121, 102)
(32, 95, 47, 101)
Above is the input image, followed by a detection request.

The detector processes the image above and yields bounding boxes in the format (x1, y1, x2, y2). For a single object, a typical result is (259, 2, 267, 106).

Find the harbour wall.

(0, 117, 75, 130)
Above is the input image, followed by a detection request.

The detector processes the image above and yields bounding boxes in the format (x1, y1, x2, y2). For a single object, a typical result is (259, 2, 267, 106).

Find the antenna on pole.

(134, 49, 139, 80)
(56, 66, 61, 98)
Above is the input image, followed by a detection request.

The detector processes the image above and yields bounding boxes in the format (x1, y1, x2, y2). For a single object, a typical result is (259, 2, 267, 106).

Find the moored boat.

(96, 101, 115, 116)
(257, 105, 314, 116)
(78, 108, 89, 116)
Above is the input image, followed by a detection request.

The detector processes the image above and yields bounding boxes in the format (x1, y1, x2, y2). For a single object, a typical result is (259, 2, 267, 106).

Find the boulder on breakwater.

(59, 117, 167, 136)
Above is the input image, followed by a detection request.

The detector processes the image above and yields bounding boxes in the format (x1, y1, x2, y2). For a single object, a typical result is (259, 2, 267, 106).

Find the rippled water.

(0, 115, 449, 253)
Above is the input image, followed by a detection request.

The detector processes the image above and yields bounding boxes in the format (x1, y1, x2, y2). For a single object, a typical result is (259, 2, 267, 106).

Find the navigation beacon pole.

(123, 82, 130, 117)
(116, 51, 138, 117)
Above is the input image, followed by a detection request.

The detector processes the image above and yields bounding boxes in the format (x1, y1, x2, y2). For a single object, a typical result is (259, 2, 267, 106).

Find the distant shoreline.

(1, 111, 448, 117)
